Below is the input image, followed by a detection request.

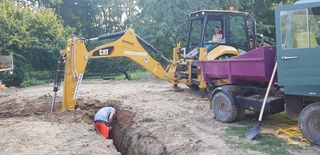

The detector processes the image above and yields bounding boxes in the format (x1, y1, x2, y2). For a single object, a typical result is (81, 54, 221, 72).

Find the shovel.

(246, 62, 277, 140)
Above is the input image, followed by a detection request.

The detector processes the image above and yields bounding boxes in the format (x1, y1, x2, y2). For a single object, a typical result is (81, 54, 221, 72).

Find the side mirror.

(250, 33, 264, 39)
(256, 33, 263, 39)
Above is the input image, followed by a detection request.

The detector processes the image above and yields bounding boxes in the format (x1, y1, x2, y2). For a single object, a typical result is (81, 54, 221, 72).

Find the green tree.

(131, 0, 230, 65)
(15, 0, 62, 8)
(0, 0, 73, 81)
(50, 0, 139, 77)
(84, 0, 141, 78)
(238, 0, 298, 45)
(49, 0, 103, 37)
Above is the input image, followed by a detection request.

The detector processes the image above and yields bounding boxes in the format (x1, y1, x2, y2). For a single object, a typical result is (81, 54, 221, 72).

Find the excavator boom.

(56, 28, 171, 111)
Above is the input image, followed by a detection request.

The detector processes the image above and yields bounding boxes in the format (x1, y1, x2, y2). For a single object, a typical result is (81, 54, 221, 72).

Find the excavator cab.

(172, 10, 256, 92)
(184, 10, 252, 60)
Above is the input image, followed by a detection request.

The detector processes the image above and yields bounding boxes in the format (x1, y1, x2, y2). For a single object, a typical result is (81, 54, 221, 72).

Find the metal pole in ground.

(51, 92, 57, 113)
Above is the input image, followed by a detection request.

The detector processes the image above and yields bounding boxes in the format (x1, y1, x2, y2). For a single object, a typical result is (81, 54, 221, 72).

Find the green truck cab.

(275, 0, 320, 145)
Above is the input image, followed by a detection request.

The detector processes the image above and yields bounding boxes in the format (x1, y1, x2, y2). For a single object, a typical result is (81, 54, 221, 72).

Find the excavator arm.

(54, 28, 173, 111)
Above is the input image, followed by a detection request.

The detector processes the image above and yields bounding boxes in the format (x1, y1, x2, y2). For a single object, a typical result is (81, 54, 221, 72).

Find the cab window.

(229, 15, 247, 50)
(189, 20, 202, 51)
(281, 7, 320, 49)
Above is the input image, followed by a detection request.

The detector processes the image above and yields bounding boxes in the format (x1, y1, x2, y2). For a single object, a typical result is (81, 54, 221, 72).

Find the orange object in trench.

(0, 84, 5, 89)
(95, 122, 110, 138)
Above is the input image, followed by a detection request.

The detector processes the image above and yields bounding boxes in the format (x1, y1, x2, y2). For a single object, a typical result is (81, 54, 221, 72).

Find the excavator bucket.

(0, 53, 14, 74)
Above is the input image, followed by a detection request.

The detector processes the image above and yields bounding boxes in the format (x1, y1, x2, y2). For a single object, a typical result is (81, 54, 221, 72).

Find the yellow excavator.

(52, 9, 258, 112)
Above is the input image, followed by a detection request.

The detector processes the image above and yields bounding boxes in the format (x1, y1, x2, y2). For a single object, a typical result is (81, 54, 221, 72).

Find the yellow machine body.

(58, 28, 241, 111)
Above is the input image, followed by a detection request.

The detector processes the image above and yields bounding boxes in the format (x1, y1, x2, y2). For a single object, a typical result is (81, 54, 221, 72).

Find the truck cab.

(276, 0, 320, 145)
(276, 1, 320, 98)
(276, 0, 320, 118)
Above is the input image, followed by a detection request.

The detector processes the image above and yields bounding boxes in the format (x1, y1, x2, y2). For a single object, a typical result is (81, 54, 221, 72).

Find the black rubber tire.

(298, 102, 320, 146)
(235, 109, 245, 121)
(212, 91, 238, 123)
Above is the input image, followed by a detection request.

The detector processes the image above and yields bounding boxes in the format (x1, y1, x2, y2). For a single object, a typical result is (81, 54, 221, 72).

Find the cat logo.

(92, 46, 114, 56)
(99, 49, 109, 55)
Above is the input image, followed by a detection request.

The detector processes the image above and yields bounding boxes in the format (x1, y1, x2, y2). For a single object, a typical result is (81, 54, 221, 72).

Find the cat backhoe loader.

(52, 9, 258, 112)
(51, 0, 320, 146)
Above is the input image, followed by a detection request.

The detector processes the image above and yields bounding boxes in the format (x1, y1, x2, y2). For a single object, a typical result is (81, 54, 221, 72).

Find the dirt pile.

(0, 79, 320, 155)
(0, 85, 120, 155)
(0, 113, 120, 155)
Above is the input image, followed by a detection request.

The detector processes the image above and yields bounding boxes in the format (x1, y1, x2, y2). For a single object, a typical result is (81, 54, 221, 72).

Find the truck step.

(236, 94, 285, 114)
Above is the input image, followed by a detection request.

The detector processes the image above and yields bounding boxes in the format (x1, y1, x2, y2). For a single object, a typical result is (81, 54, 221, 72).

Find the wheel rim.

(309, 114, 320, 137)
(216, 98, 230, 115)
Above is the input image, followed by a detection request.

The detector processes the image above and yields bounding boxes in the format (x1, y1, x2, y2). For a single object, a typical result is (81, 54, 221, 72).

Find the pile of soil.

(0, 79, 319, 155)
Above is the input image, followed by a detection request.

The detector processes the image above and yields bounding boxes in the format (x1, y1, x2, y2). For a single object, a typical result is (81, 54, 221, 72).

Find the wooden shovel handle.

(258, 62, 277, 121)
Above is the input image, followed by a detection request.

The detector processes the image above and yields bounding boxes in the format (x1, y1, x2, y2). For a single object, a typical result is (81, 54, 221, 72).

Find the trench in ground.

(76, 99, 169, 155)
(0, 95, 168, 155)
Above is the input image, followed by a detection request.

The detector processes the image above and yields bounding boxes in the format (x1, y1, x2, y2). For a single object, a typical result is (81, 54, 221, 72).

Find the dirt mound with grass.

(0, 79, 320, 155)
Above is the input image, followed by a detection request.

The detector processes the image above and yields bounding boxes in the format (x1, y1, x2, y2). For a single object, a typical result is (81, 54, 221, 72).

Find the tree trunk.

(122, 71, 131, 80)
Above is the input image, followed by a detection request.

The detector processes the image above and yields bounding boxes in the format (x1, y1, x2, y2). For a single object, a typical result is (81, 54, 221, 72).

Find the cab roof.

(187, 10, 249, 19)
(294, 0, 320, 4)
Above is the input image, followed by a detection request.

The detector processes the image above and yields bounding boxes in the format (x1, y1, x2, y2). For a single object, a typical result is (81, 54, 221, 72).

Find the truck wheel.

(212, 91, 238, 123)
(298, 102, 320, 146)
(235, 109, 245, 121)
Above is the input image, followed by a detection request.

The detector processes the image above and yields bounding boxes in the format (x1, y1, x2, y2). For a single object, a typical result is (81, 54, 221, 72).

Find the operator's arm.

(108, 113, 115, 126)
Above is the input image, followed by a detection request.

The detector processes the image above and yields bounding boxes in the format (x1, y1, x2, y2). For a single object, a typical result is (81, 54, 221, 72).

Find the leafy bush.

(115, 70, 153, 80)
(20, 78, 46, 87)
(0, 0, 74, 81)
